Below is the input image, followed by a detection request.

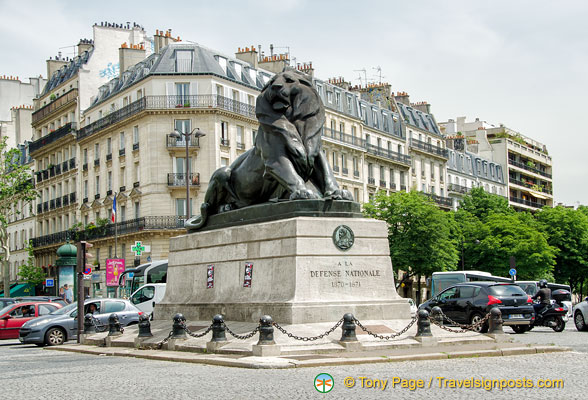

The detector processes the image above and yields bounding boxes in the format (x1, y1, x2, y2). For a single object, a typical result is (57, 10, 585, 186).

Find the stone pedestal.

(156, 216, 410, 324)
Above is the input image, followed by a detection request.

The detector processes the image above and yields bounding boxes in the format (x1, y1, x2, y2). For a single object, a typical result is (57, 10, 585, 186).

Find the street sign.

(45, 278, 54, 288)
(83, 267, 92, 275)
(127, 272, 134, 279)
(509, 268, 517, 277)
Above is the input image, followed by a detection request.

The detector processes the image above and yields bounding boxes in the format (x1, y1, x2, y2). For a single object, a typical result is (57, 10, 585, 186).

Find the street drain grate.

(356, 325, 396, 335)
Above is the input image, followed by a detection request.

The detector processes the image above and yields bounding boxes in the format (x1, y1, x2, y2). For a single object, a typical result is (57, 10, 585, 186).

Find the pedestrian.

(63, 284, 73, 304)
(58, 286, 65, 301)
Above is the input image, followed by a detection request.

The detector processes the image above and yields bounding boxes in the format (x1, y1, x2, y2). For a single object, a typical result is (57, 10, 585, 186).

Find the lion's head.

(256, 69, 324, 124)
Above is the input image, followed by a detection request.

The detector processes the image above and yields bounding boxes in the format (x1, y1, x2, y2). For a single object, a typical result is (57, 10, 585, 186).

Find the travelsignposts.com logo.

(314, 373, 334, 393)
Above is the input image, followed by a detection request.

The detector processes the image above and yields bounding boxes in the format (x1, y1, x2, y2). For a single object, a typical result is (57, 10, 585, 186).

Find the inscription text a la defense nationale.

(310, 262, 382, 288)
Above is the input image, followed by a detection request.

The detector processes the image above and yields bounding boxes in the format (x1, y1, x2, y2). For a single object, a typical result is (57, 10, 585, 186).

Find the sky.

(1, 0, 586, 205)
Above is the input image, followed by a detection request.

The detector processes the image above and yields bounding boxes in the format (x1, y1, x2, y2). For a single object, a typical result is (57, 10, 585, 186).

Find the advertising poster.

(207, 265, 214, 288)
(58, 266, 75, 304)
(106, 259, 126, 286)
(243, 262, 253, 288)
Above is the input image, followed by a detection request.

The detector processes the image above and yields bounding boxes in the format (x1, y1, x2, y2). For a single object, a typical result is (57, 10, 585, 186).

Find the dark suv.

(419, 282, 535, 332)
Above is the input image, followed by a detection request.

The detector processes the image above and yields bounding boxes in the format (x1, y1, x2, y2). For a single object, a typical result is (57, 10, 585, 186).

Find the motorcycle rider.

(532, 279, 552, 315)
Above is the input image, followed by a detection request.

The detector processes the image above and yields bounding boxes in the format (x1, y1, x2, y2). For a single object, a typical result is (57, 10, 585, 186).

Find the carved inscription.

(310, 261, 381, 289)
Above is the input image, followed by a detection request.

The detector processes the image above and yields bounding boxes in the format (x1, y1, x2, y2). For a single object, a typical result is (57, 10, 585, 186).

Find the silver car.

(573, 296, 588, 331)
(18, 298, 142, 346)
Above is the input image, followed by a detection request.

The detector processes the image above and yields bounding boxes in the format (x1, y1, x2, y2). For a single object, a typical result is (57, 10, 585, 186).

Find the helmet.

(539, 279, 548, 288)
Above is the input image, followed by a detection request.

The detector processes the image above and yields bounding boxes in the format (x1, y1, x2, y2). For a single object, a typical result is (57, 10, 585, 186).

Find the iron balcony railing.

(78, 95, 256, 140)
(69, 158, 76, 169)
(220, 138, 230, 146)
(32, 88, 78, 125)
(133, 143, 139, 151)
(342, 167, 349, 175)
(29, 123, 77, 155)
(61, 160, 68, 173)
(322, 127, 366, 148)
(36, 204, 42, 214)
(236, 142, 245, 150)
(409, 138, 449, 158)
(62, 194, 69, 206)
(390, 183, 397, 190)
(333, 165, 340, 173)
(379, 180, 387, 188)
(400, 184, 407, 191)
(31, 216, 187, 248)
(166, 135, 200, 149)
(49, 199, 55, 210)
(510, 196, 545, 209)
(366, 144, 411, 166)
(448, 183, 469, 194)
(426, 193, 453, 208)
(508, 159, 552, 179)
(368, 177, 375, 185)
(119, 148, 126, 156)
(508, 177, 553, 195)
(353, 170, 360, 178)
(167, 173, 200, 187)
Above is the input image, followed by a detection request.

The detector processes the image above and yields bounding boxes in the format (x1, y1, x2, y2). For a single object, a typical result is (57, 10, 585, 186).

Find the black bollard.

(257, 315, 275, 345)
(415, 309, 432, 337)
(137, 313, 153, 338)
(108, 313, 123, 336)
(171, 313, 187, 339)
(84, 313, 96, 333)
(211, 314, 227, 342)
(340, 313, 357, 342)
(431, 306, 443, 326)
(488, 307, 503, 334)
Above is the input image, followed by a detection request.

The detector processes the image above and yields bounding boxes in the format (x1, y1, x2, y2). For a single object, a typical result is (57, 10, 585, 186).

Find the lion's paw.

(325, 189, 354, 201)
(289, 189, 320, 200)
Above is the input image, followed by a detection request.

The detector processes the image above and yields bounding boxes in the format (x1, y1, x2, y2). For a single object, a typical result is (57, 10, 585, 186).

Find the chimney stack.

(119, 43, 146, 72)
(394, 91, 410, 105)
(235, 45, 258, 68)
(154, 29, 181, 53)
(77, 38, 94, 56)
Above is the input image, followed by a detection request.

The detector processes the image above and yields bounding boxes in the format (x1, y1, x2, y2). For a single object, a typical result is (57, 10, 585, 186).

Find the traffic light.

(76, 241, 93, 274)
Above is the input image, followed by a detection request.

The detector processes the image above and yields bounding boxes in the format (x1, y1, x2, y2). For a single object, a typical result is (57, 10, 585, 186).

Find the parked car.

(419, 282, 535, 333)
(573, 296, 588, 331)
(0, 302, 63, 340)
(0, 298, 16, 309)
(19, 298, 142, 346)
(15, 296, 68, 307)
(130, 283, 166, 318)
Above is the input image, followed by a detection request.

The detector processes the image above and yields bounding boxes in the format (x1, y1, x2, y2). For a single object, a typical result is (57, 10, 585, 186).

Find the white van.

(129, 283, 166, 318)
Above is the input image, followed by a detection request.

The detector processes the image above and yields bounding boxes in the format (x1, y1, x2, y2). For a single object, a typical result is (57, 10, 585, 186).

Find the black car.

(419, 282, 535, 332)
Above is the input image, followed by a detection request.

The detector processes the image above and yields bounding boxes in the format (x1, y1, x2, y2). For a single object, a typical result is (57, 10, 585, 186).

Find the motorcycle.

(512, 289, 569, 333)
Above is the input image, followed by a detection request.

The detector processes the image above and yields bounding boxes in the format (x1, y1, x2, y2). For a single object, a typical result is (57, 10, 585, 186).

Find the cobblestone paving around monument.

(1, 338, 585, 400)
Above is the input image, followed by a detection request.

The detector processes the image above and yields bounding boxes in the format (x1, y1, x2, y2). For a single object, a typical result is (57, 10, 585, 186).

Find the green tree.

(458, 187, 512, 219)
(363, 191, 459, 302)
(536, 206, 588, 296)
(18, 241, 45, 287)
(0, 137, 38, 297)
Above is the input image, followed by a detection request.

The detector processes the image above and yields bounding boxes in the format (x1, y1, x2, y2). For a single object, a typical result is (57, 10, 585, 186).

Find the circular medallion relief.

(332, 225, 354, 251)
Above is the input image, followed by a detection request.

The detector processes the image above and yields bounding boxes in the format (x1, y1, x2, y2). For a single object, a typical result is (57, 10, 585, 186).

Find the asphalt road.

(1, 324, 587, 400)
(509, 320, 588, 353)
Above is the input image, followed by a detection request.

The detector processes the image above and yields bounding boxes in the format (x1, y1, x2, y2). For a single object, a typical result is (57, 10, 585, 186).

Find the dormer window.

(217, 56, 227, 74)
(176, 50, 193, 73)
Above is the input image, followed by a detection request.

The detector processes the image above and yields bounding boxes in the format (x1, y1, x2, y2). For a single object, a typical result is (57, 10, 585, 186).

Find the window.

(341, 153, 347, 170)
(216, 84, 224, 97)
(252, 130, 257, 144)
(83, 180, 88, 198)
(104, 301, 126, 313)
(120, 205, 126, 222)
(368, 163, 374, 178)
(379, 166, 385, 182)
(354, 188, 359, 201)
(108, 171, 112, 191)
(346, 95, 353, 111)
(332, 152, 338, 167)
(83, 148, 88, 164)
(94, 143, 99, 159)
(176, 198, 193, 217)
(335, 92, 341, 108)
(119, 132, 125, 151)
(327, 91, 333, 103)
(175, 83, 190, 105)
(220, 121, 228, 142)
(236, 126, 244, 147)
(134, 201, 140, 219)
(95, 176, 100, 195)
(133, 126, 139, 144)
(175, 50, 193, 72)
(351, 126, 356, 137)
(106, 138, 112, 155)
(221, 157, 229, 167)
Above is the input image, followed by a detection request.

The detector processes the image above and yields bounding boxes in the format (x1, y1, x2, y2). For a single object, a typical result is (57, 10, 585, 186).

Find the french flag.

(111, 194, 116, 223)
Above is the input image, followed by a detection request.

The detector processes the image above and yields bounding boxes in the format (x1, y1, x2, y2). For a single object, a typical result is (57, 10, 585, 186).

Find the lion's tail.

(185, 203, 209, 232)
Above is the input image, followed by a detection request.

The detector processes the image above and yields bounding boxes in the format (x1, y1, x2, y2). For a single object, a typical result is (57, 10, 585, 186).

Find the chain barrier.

(156, 330, 174, 349)
(183, 323, 213, 338)
(90, 316, 108, 333)
(353, 316, 417, 340)
(272, 318, 344, 342)
(429, 311, 492, 333)
(225, 324, 260, 340)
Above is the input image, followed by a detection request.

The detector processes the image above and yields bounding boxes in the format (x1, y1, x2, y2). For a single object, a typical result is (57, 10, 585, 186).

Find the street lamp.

(169, 127, 206, 220)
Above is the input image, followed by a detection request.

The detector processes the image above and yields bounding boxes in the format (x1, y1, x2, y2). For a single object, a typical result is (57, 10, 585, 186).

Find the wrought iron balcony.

(448, 183, 469, 194)
(220, 138, 230, 146)
(510, 196, 544, 209)
(366, 144, 411, 166)
(31, 216, 188, 248)
(508, 159, 552, 179)
(83, 197, 88, 204)
(426, 193, 453, 208)
(380, 180, 387, 188)
(119, 186, 126, 192)
(62, 194, 69, 206)
(368, 177, 375, 185)
(61, 160, 68, 173)
(69, 158, 76, 169)
(390, 183, 397, 190)
(37, 204, 42, 214)
(167, 173, 200, 187)
(508, 177, 553, 195)
(133, 181, 140, 188)
(133, 143, 139, 151)
(106, 189, 112, 196)
(106, 153, 112, 161)
(333, 165, 340, 173)
(49, 199, 56, 210)
(43, 201, 48, 212)
(342, 167, 349, 175)
(29, 122, 77, 155)
(119, 148, 126, 156)
(55, 197, 62, 208)
(70, 193, 76, 203)
(77, 95, 256, 141)
(42, 170, 49, 180)
(322, 127, 366, 148)
(409, 138, 449, 158)
(400, 184, 407, 191)
(236, 142, 245, 150)
(32, 88, 78, 125)
(353, 170, 360, 178)
(95, 194, 100, 200)
(166, 135, 200, 149)
(94, 159, 100, 167)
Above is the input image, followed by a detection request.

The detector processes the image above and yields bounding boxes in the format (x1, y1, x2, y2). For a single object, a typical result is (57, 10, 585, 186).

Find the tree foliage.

(536, 206, 588, 294)
(363, 191, 459, 290)
(0, 137, 38, 297)
(18, 241, 45, 287)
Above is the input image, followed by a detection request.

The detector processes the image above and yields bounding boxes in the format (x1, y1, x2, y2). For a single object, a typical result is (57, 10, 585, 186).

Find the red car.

(0, 302, 62, 340)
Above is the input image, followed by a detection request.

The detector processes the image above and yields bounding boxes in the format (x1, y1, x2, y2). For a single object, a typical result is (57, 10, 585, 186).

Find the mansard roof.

(42, 49, 93, 95)
(396, 102, 441, 137)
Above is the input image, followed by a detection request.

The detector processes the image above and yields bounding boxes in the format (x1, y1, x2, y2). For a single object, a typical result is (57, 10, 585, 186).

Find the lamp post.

(169, 127, 206, 220)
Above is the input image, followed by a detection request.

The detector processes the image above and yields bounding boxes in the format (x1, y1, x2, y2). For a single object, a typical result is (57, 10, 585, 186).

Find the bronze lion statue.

(186, 68, 353, 231)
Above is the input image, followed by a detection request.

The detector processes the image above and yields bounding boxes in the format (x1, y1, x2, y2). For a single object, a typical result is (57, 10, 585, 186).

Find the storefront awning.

(0, 283, 33, 297)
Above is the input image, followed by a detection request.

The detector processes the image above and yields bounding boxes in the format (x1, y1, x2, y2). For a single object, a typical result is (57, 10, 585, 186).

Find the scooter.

(512, 289, 569, 333)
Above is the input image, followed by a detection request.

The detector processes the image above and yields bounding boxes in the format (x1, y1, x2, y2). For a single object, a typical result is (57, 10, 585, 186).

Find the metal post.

(137, 313, 153, 337)
(76, 242, 85, 342)
(171, 313, 187, 339)
(340, 313, 357, 342)
(185, 132, 190, 219)
(257, 315, 275, 345)
(488, 307, 504, 334)
(84, 313, 96, 333)
(431, 306, 443, 326)
(211, 314, 227, 342)
(415, 309, 432, 337)
(108, 313, 123, 336)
